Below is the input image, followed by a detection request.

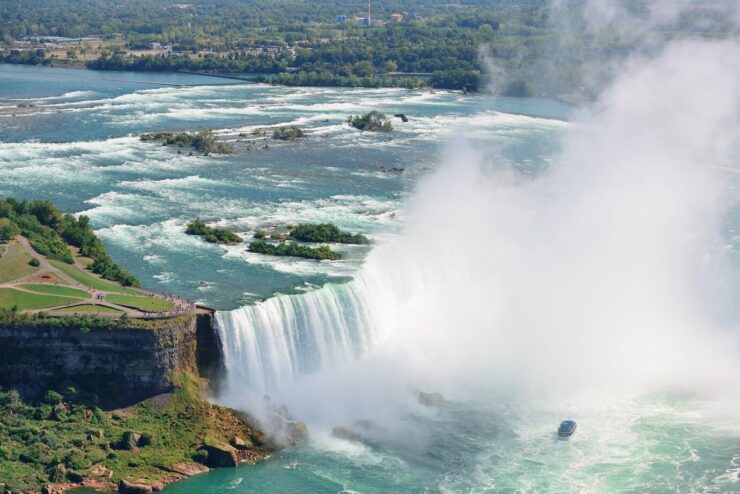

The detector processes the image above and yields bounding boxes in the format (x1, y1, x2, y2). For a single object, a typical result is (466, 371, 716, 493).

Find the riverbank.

(0, 373, 279, 494)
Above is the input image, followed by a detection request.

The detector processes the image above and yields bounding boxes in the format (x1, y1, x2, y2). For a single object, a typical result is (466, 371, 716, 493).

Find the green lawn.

(0, 287, 86, 310)
(105, 294, 174, 312)
(0, 242, 39, 283)
(51, 304, 123, 315)
(49, 260, 140, 294)
(19, 284, 91, 299)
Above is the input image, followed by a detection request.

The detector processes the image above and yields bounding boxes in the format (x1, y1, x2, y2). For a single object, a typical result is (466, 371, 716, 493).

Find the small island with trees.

(140, 130, 233, 155)
(348, 111, 393, 132)
(289, 223, 369, 244)
(247, 223, 370, 261)
(248, 239, 341, 261)
(185, 219, 243, 244)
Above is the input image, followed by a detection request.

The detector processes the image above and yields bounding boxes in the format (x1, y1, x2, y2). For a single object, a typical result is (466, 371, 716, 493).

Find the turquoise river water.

(1, 63, 738, 493)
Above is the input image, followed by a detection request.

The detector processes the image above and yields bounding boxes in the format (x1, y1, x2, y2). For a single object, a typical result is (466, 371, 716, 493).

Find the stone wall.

(0, 312, 222, 408)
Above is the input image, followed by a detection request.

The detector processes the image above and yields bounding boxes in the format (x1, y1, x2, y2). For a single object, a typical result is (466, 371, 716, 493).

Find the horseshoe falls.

(210, 41, 740, 494)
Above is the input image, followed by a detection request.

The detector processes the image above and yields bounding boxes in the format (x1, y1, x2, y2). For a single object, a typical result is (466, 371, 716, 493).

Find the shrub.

(272, 126, 306, 141)
(43, 390, 63, 405)
(114, 431, 139, 451)
(248, 240, 341, 260)
(139, 432, 155, 447)
(28, 258, 40, 267)
(289, 223, 369, 244)
(185, 219, 242, 244)
(347, 111, 392, 132)
(0, 217, 20, 241)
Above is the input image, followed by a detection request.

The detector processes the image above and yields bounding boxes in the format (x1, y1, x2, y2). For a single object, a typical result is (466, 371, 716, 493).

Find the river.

(1, 62, 738, 493)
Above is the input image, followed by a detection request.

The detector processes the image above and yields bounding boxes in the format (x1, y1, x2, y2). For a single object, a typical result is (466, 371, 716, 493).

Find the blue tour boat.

(558, 420, 577, 439)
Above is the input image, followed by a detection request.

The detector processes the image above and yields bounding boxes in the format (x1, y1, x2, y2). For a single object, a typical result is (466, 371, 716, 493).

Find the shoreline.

(0, 61, 465, 93)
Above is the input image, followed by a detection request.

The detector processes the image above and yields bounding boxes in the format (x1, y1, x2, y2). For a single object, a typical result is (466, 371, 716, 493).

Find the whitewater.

(213, 40, 740, 493)
(1, 44, 739, 491)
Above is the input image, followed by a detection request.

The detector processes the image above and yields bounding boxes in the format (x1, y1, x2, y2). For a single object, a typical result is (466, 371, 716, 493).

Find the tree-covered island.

(185, 219, 243, 244)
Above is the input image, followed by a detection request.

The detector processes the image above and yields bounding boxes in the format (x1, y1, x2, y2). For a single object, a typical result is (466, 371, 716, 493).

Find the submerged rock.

(417, 391, 446, 407)
(332, 419, 384, 443)
(332, 426, 363, 442)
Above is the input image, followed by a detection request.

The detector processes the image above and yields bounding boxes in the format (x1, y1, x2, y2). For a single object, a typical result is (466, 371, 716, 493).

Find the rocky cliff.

(0, 311, 222, 408)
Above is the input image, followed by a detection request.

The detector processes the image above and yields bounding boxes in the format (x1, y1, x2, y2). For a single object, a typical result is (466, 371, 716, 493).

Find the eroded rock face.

(201, 441, 240, 467)
(119, 479, 153, 494)
(0, 313, 222, 408)
(230, 435, 253, 450)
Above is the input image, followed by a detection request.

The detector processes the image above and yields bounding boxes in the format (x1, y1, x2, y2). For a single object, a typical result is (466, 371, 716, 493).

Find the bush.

(185, 219, 243, 244)
(272, 126, 306, 141)
(43, 390, 63, 405)
(28, 258, 40, 267)
(248, 240, 341, 260)
(115, 431, 138, 451)
(347, 111, 392, 132)
(141, 130, 233, 154)
(139, 431, 155, 447)
(289, 223, 369, 244)
(0, 217, 20, 241)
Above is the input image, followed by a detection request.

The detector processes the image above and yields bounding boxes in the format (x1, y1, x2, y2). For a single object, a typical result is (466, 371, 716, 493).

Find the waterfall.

(215, 281, 377, 394)
(215, 40, 740, 421)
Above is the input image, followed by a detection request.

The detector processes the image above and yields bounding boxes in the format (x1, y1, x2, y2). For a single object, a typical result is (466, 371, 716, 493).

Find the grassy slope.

(51, 304, 124, 315)
(0, 242, 39, 283)
(49, 260, 140, 295)
(19, 284, 91, 299)
(0, 287, 87, 310)
(104, 294, 174, 312)
(0, 374, 268, 493)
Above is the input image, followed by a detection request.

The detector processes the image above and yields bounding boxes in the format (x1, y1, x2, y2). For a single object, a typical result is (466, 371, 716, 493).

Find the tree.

(353, 60, 374, 77)
(0, 218, 19, 241)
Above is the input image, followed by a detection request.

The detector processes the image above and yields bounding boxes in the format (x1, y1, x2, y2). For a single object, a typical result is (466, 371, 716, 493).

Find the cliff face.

(0, 312, 222, 408)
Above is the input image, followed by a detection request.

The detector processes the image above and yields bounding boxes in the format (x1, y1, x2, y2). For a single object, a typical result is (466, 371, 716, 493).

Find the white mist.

(216, 39, 740, 430)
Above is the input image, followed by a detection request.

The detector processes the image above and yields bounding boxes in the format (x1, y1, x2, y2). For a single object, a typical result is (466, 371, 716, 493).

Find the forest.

(0, 0, 733, 95)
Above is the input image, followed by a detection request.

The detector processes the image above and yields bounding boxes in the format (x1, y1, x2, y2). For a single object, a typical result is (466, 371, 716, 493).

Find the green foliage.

(0, 197, 139, 287)
(289, 223, 369, 244)
(28, 258, 40, 267)
(0, 217, 20, 241)
(141, 131, 233, 155)
(115, 431, 139, 451)
(91, 253, 140, 287)
(0, 0, 733, 94)
(0, 374, 268, 493)
(43, 390, 63, 405)
(272, 126, 306, 141)
(185, 219, 243, 244)
(0, 309, 193, 331)
(348, 111, 392, 132)
(248, 240, 341, 260)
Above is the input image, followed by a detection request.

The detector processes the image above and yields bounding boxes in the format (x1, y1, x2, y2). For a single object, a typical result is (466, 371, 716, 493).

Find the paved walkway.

(1, 236, 195, 319)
